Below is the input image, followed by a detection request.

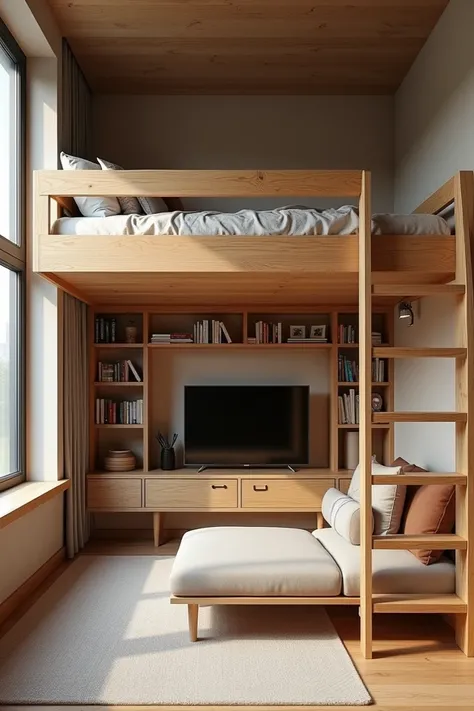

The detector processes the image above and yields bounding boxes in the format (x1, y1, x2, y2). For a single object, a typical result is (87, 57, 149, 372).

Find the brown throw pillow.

(391, 458, 427, 529)
(403, 484, 455, 565)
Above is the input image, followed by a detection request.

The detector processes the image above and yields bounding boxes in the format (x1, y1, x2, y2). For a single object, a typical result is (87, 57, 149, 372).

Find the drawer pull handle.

(253, 485, 268, 492)
(211, 484, 227, 489)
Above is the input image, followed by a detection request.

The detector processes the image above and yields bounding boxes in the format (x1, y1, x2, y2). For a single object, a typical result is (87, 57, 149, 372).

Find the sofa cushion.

(313, 527, 455, 597)
(403, 484, 456, 565)
(348, 461, 406, 535)
(170, 527, 342, 597)
(321, 488, 372, 545)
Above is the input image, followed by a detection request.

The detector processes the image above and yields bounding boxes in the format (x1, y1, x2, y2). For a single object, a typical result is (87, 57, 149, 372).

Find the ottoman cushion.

(170, 526, 342, 597)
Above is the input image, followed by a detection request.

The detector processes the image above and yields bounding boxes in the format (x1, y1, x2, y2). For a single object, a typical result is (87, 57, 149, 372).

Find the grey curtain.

(61, 39, 92, 158)
(64, 294, 89, 558)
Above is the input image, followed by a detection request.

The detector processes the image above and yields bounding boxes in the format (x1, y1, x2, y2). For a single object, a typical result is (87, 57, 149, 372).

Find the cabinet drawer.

(145, 478, 238, 509)
(241, 478, 335, 509)
(87, 478, 142, 509)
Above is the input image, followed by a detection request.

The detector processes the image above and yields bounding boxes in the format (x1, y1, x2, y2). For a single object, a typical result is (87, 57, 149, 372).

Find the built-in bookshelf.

(88, 306, 394, 475)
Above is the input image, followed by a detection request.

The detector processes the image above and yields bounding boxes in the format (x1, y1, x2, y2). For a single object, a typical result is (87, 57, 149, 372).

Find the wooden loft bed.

(33, 169, 457, 307)
(33, 169, 473, 660)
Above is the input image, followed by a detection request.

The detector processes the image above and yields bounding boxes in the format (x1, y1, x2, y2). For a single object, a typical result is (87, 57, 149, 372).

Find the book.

(220, 321, 232, 343)
(126, 359, 142, 382)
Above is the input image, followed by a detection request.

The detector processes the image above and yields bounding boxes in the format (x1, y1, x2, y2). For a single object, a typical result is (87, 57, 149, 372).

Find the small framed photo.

(290, 325, 306, 339)
(310, 325, 327, 339)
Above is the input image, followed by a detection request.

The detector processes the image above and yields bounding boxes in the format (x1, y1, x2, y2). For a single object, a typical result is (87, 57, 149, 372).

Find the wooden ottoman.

(169, 526, 342, 641)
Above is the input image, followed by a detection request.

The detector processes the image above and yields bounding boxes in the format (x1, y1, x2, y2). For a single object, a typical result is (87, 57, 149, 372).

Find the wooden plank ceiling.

(48, 0, 449, 94)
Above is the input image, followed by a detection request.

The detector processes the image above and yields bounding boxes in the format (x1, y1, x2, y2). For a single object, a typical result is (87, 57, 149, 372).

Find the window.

(0, 20, 25, 491)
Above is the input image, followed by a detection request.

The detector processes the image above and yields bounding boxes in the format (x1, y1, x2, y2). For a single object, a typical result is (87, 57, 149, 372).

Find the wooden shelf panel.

(337, 382, 390, 386)
(373, 347, 467, 359)
(373, 411, 467, 423)
(148, 343, 332, 349)
(373, 594, 467, 614)
(94, 343, 144, 348)
(373, 534, 467, 550)
(372, 472, 467, 485)
(94, 424, 144, 429)
(94, 382, 144, 387)
(338, 423, 391, 429)
(372, 284, 465, 297)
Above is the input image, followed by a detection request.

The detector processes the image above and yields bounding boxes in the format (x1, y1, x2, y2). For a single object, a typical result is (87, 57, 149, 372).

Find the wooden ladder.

(358, 171, 474, 659)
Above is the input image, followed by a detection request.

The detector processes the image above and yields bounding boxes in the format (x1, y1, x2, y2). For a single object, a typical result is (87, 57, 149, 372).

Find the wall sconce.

(398, 301, 414, 326)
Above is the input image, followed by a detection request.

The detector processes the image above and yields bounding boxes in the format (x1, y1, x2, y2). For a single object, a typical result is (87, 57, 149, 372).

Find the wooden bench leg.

(188, 604, 199, 642)
(316, 512, 324, 529)
(153, 512, 161, 547)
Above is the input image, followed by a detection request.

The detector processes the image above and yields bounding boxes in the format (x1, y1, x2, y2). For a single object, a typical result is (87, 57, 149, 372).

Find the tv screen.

(184, 385, 309, 467)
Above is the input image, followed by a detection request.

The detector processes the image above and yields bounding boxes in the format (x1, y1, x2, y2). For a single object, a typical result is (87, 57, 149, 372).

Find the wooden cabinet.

(145, 478, 238, 509)
(241, 478, 334, 510)
(337, 477, 352, 495)
(88, 478, 142, 509)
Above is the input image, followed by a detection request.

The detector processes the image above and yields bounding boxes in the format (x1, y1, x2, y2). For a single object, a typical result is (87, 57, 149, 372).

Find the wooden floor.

(2, 538, 474, 711)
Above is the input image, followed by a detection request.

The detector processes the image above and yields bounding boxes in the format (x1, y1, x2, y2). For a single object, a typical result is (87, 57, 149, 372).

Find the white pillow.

(60, 152, 121, 218)
(348, 461, 406, 535)
(97, 158, 143, 215)
(138, 194, 169, 215)
(321, 487, 372, 545)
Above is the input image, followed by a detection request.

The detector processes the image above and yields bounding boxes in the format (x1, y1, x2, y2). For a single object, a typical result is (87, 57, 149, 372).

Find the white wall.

(393, 0, 468, 472)
(92, 95, 394, 212)
(0, 497, 63, 603)
(394, 297, 456, 472)
(395, 0, 474, 211)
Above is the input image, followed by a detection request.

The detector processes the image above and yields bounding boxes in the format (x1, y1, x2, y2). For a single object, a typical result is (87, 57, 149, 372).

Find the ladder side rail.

(359, 171, 373, 659)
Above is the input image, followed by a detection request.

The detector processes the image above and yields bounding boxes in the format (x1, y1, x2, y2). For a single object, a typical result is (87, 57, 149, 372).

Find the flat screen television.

(184, 385, 309, 467)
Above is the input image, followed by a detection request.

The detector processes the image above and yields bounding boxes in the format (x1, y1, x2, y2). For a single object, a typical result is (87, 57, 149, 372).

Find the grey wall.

(92, 95, 394, 212)
(395, 0, 474, 211)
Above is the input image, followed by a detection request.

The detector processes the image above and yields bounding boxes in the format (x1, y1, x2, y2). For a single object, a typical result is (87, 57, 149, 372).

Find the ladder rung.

(373, 594, 467, 614)
(373, 534, 466, 550)
(372, 472, 467, 485)
(373, 284, 465, 297)
(373, 347, 467, 359)
(373, 411, 467, 423)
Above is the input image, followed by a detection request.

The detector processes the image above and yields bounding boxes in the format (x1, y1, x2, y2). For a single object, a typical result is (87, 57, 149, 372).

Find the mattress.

(52, 205, 451, 237)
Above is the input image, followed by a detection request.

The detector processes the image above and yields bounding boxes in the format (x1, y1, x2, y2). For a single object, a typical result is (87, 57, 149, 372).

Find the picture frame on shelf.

(290, 325, 306, 339)
(310, 325, 327, 339)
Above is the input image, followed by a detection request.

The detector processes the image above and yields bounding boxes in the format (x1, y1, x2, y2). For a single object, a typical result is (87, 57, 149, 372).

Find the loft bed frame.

(33, 169, 473, 659)
(33, 169, 457, 307)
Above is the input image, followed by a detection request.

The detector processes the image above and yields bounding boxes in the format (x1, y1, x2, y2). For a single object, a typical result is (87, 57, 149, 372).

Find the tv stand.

(196, 464, 298, 473)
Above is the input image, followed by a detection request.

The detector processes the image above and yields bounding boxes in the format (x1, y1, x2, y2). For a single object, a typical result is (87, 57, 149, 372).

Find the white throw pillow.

(321, 487, 372, 545)
(97, 158, 143, 215)
(138, 194, 169, 215)
(348, 462, 406, 535)
(60, 152, 121, 217)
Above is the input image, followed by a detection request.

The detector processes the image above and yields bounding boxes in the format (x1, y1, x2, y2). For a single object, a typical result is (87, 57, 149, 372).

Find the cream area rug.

(0, 556, 371, 705)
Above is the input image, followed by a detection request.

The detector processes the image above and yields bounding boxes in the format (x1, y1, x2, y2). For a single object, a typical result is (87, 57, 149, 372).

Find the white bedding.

(52, 205, 451, 237)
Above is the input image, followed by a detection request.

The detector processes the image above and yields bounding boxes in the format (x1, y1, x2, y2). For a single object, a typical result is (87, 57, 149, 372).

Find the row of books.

(95, 317, 117, 344)
(97, 360, 142, 383)
(338, 355, 359, 382)
(150, 321, 233, 344)
(338, 355, 386, 383)
(95, 398, 143, 425)
(150, 332, 193, 344)
(337, 326, 384, 345)
(338, 324, 357, 344)
(252, 321, 283, 344)
(338, 389, 360, 425)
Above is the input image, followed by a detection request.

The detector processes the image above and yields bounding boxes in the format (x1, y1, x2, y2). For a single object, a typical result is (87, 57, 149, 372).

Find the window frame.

(0, 19, 26, 492)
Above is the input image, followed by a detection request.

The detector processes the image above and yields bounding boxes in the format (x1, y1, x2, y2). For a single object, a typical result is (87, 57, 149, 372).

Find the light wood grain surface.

(46, 0, 449, 95)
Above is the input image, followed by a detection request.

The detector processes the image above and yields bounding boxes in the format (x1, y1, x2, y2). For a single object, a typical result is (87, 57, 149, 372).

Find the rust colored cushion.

(403, 484, 455, 565)
(391, 457, 427, 529)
